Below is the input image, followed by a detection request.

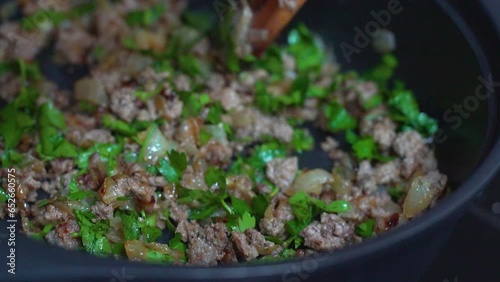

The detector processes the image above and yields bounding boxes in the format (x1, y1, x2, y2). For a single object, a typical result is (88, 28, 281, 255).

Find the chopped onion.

(124, 240, 149, 261)
(98, 176, 121, 205)
(205, 124, 228, 144)
(74, 77, 107, 105)
(402, 176, 433, 218)
(124, 240, 184, 262)
(256, 244, 279, 256)
(134, 29, 166, 53)
(177, 118, 202, 145)
(232, 110, 253, 127)
(286, 169, 333, 196)
(331, 170, 352, 197)
(371, 29, 396, 53)
(123, 53, 154, 76)
(140, 125, 174, 164)
(106, 217, 123, 243)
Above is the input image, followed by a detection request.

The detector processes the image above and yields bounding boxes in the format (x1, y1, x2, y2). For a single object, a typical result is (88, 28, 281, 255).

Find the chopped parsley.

(67, 178, 94, 201)
(74, 210, 112, 257)
(31, 224, 56, 240)
(118, 210, 162, 243)
(287, 23, 324, 74)
(36, 103, 79, 160)
(21, 10, 67, 32)
(286, 191, 351, 236)
(157, 150, 188, 184)
(291, 129, 314, 153)
(125, 4, 165, 27)
(76, 142, 124, 176)
(133, 88, 162, 102)
(387, 187, 404, 202)
(0, 188, 9, 203)
(206, 101, 224, 125)
(180, 92, 211, 118)
(236, 211, 256, 233)
(355, 219, 376, 238)
(324, 102, 357, 132)
(388, 90, 439, 137)
(102, 114, 138, 136)
(255, 45, 284, 81)
(365, 54, 399, 90)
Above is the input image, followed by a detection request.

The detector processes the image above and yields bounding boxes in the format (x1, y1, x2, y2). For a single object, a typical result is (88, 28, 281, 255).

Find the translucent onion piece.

(205, 124, 228, 144)
(142, 126, 171, 164)
(74, 77, 107, 105)
(402, 176, 433, 218)
(124, 240, 149, 261)
(287, 169, 333, 196)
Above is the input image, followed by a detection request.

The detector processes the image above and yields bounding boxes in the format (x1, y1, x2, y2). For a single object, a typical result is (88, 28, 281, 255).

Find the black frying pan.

(1, 0, 500, 281)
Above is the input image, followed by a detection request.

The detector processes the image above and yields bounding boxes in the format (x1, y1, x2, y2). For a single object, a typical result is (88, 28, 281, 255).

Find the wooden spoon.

(250, 0, 308, 56)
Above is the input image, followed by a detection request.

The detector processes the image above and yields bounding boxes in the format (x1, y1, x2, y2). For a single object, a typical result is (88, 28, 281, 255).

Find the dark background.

(421, 174, 500, 282)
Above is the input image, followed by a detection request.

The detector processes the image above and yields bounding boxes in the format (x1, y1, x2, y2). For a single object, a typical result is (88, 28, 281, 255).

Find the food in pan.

(0, 0, 447, 265)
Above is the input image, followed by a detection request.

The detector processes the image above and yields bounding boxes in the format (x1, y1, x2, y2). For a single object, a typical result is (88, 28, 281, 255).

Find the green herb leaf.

(324, 200, 352, 213)
(388, 90, 438, 137)
(31, 224, 56, 240)
(365, 54, 398, 90)
(36, 199, 50, 207)
(102, 114, 138, 136)
(387, 187, 404, 202)
(291, 129, 314, 153)
(251, 194, 270, 222)
(70, 2, 96, 18)
(362, 93, 384, 110)
(287, 23, 324, 74)
(74, 210, 112, 256)
(324, 102, 357, 132)
(207, 101, 224, 125)
(230, 195, 252, 216)
(306, 85, 328, 98)
(355, 219, 376, 238)
(37, 102, 80, 160)
(286, 191, 350, 236)
(67, 178, 94, 201)
(178, 55, 203, 77)
(118, 210, 141, 241)
(255, 45, 284, 81)
(182, 11, 215, 34)
(237, 212, 256, 232)
(0, 188, 10, 203)
(125, 4, 165, 27)
(215, 7, 240, 73)
(133, 88, 162, 102)
(189, 205, 219, 220)
(352, 137, 378, 160)
(141, 225, 162, 243)
(205, 166, 227, 190)
(0, 61, 17, 76)
(163, 210, 176, 232)
(168, 150, 188, 173)
(169, 232, 187, 262)
(76, 143, 123, 175)
(255, 81, 282, 113)
(1, 149, 24, 168)
(180, 92, 210, 118)
(21, 10, 67, 32)
(157, 150, 188, 184)
(0, 104, 36, 150)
